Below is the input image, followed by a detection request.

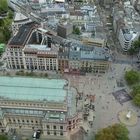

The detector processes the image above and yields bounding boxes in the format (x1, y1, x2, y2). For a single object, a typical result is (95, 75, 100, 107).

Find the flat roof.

(81, 46, 110, 60)
(25, 44, 51, 51)
(0, 77, 67, 102)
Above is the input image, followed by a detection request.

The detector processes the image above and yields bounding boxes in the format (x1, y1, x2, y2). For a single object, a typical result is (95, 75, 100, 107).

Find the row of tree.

(125, 70, 140, 106)
(16, 70, 48, 78)
(95, 123, 129, 140)
(0, 0, 13, 43)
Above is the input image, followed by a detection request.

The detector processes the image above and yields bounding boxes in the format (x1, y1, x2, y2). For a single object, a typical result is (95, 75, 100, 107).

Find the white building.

(118, 28, 138, 51)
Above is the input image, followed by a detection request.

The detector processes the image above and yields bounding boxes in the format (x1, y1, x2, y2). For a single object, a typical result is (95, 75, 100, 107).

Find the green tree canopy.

(128, 38, 140, 55)
(125, 70, 140, 85)
(0, 135, 8, 140)
(131, 85, 140, 106)
(95, 124, 129, 140)
(73, 26, 81, 35)
(128, 47, 138, 55)
(0, 0, 8, 14)
(132, 85, 140, 97)
(133, 93, 140, 106)
(8, 10, 14, 19)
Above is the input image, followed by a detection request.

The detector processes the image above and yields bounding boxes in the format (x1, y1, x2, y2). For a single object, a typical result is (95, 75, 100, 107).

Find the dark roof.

(9, 22, 36, 46)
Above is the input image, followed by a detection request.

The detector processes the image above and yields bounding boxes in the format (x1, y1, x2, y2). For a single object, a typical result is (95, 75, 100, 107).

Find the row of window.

(47, 131, 63, 136)
(5, 109, 43, 115)
(26, 66, 57, 70)
(46, 125, 63, 130)
(25, 63, 57, 66)
(0, 101, 44, 107)
(8, 118, 39, 124)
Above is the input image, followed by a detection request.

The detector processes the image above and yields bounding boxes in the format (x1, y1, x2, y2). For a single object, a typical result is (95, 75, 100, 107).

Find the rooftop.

(9, 22, 35, 46)
(81, 46, 110, 60)
(122, 28, 133, 41)
(25, 45, 51, 51)
(69, 42, 110, 60)
(14, 12, 29, 22)
(0, 76, 67, 102)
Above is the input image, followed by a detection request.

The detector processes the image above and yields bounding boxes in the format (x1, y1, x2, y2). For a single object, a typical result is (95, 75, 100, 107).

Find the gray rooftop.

(0, 77, 67, 102)
(122, 28, 133, 41)
(9, 22, 35, 46)
(81, 46, 110, 60)
(69, 42, 110, 61)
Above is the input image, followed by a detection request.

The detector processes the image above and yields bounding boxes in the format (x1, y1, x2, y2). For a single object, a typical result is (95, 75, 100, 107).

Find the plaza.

(64, 63, 140, 140)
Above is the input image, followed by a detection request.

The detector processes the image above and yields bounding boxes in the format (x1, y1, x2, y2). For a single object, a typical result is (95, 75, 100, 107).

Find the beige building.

(0, 77, 80, 139)
(7, 23, 58, 71)
(82, 38, 106, 48)
(68, 42, 111, 74)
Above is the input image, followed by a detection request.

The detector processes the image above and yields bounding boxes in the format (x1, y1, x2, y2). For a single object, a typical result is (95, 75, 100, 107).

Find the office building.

(57, 23, 73, 38)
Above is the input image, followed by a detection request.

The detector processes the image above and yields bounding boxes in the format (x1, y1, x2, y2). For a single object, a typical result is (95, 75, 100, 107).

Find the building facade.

(6, 23, 111, 74)
(118, 28, 139, 51)
(58, 47, 69, 73)
(57, 23, 73, 38)
(67, 42, 111, 74)
(0, 77, 80, 138)
(7, 23, 58, 71)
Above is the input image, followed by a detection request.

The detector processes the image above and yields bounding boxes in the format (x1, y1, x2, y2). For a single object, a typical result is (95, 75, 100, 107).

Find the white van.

(32, 132, 37, 139)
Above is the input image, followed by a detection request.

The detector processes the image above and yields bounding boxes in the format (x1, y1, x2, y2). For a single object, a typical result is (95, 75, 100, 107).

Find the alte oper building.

(0, 76, 79, 138)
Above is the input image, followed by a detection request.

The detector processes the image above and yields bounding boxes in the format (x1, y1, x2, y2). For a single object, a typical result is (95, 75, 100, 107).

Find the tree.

(128, 39, 140, 55)
(133, 94, 140, 106)
(125, 70, 140, 85)
(8, 10, 14, 19)
(95, 124, 129, 140)
(0, 135, 8, 140)
(73, 26, 81, 35)
(0, 31, 6, 43)
(132, 85, 140, 97)
(0, 0, 8, 14)
(131, 85, 140, 106)
(128, 47, 137, 55)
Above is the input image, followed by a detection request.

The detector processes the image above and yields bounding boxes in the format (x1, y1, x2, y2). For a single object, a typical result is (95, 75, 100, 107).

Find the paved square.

(64, 64, 140, 140)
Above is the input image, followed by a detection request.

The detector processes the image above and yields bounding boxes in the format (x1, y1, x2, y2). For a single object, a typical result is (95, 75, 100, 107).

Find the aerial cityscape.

(0, 0, 140, 140)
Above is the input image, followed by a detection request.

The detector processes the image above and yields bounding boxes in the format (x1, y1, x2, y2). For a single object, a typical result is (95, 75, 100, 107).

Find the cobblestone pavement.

(65, 64, 140, 140)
